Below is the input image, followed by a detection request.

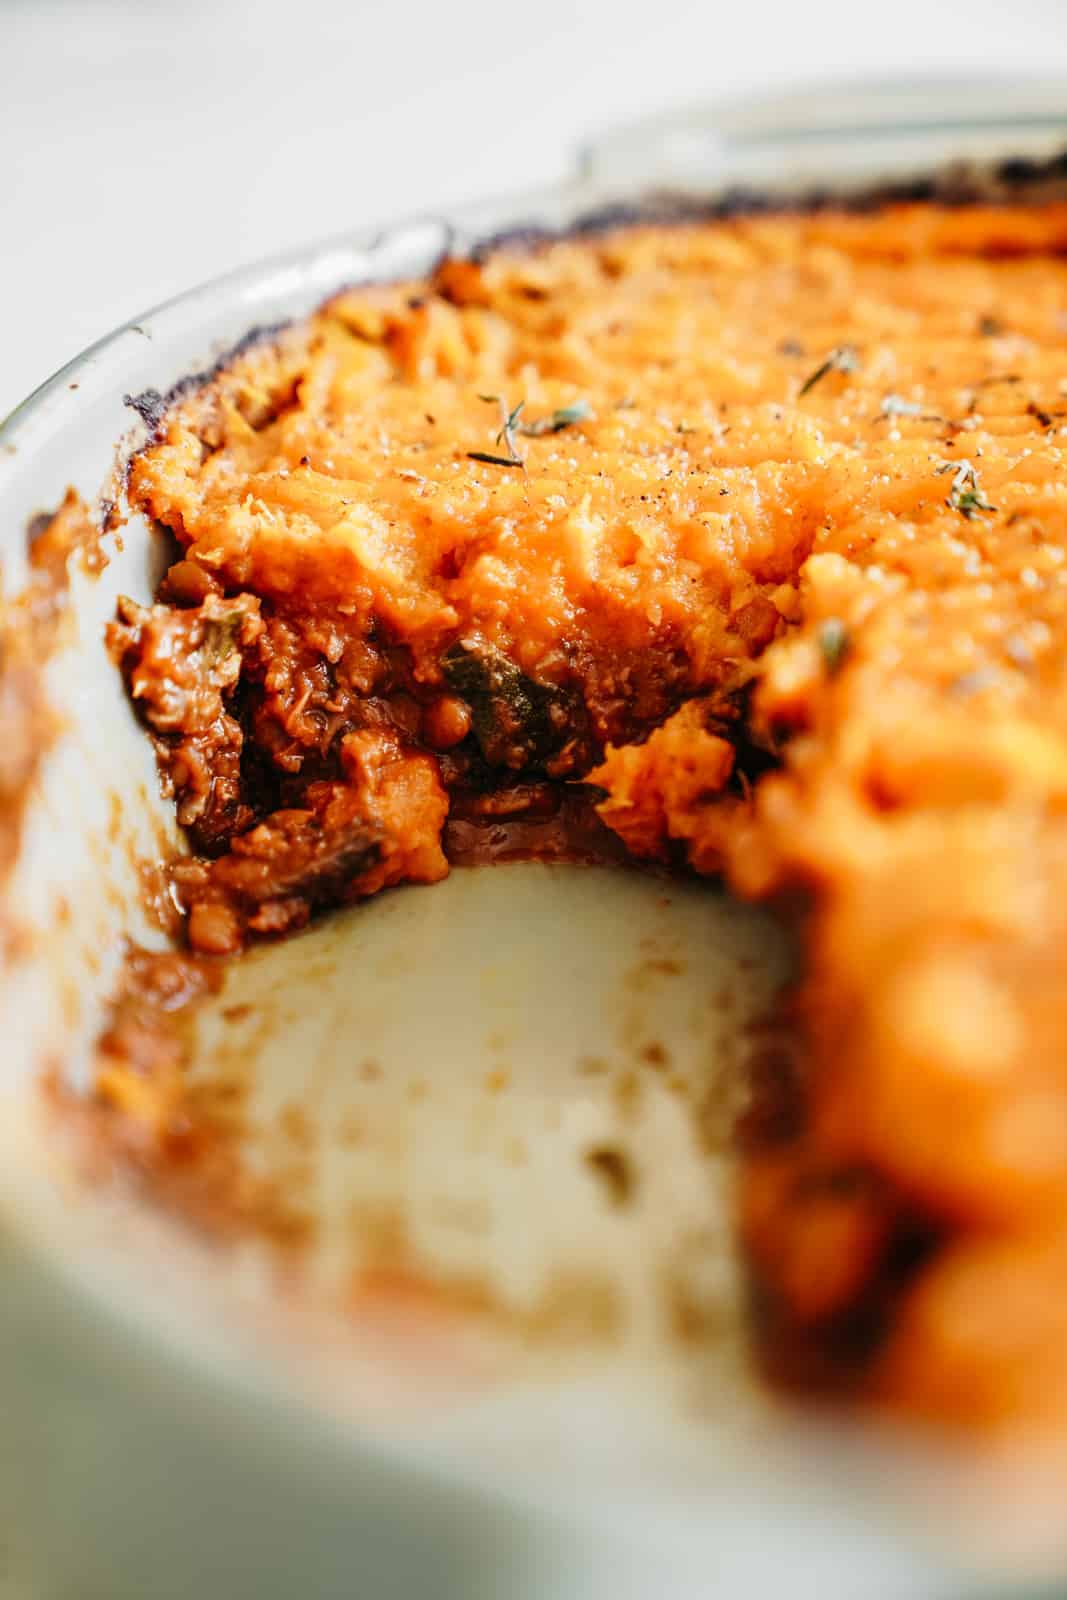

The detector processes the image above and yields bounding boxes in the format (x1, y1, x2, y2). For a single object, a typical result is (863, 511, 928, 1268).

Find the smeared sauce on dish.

(80, 865, 789, 1392)
(0, 492, 103, 956)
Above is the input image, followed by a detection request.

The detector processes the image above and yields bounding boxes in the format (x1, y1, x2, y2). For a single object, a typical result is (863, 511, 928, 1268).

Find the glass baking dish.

(3, 75, 1067, 1600)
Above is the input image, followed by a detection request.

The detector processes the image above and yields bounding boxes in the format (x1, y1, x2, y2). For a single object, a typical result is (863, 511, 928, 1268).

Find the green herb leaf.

(200, 609, 245, 668)
(953, 487, 998, 518)
(798, 345, 859, 397)
(497, 401, 525, 441)
(936, 459, 997, 519)
(517, 399, 594, 437)
(818, 618, 850, 675)
(493, 399, 527, 466)
(442, 641, 574, 769)
(473, 394, 592, 467)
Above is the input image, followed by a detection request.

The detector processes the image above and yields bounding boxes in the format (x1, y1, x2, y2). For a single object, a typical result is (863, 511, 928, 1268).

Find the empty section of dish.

(128, 863, 792, 1402)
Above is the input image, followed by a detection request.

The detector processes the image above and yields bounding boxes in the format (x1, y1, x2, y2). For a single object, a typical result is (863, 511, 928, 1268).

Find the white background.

(4, 0, 1067, 419)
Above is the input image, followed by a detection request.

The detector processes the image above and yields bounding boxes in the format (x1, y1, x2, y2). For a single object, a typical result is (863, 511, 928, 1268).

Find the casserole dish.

(5, 77, 1067, 1599)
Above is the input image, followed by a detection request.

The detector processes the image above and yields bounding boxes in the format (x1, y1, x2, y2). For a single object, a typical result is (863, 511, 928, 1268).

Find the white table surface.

(5, 0, 1067, 422)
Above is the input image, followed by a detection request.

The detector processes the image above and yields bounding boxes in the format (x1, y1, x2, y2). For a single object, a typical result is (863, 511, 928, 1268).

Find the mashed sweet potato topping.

(113, 200, 1067, 1426)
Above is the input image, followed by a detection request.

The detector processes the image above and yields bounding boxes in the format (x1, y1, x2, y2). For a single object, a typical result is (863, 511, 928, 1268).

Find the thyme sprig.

(471, 394, 525, 468)
(470, 394, 592, 469)
(498, 400, 525, 459)
(937, 459, 997, 519)
(798, 345, 859, 397)
(467, 450, 525, 470)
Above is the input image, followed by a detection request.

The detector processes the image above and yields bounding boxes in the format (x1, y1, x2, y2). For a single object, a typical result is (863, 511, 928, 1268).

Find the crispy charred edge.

(469, 145, 1067, 256)
(118, 145, 1067, 453)
(0, 492, 106, 953)
(123, 320, 293, 445)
